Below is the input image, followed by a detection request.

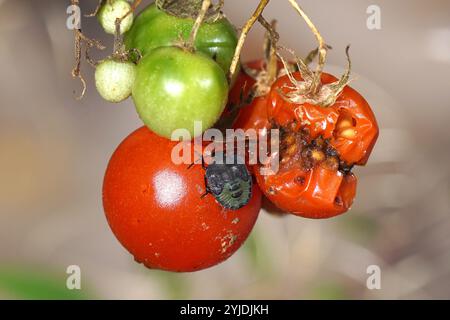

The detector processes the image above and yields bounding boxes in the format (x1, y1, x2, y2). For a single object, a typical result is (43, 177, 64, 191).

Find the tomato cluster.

(90, 0, 379, 272)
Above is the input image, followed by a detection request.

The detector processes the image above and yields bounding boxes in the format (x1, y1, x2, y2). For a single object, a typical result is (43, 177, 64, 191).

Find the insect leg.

(187, 149, 204, 170)
(200, 175, 210, 199)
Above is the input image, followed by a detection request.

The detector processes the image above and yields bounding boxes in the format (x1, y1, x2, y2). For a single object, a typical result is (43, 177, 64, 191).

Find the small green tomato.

(124, 3, 237, 75)
(132, 46, 229, 139)
(98, 0, 133, 35)
(95, 59, 136, 103)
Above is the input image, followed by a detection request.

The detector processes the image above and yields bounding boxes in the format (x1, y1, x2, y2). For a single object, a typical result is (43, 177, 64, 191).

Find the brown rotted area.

(277, 123, 354, 174)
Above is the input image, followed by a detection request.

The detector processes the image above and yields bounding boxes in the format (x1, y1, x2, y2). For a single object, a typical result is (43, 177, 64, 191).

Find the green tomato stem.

(113, 0, 141, 58)
(187, 0, 212, 51)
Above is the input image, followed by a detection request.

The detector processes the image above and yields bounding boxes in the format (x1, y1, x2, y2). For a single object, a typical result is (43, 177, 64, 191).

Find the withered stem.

(85, 0, 104, 17)
(228, 0, 270, 83)
(287, 0, 326, 93)
(259, 17, 278, 84)
(71, 0, 105, 99)
(117, 0, 142, 22)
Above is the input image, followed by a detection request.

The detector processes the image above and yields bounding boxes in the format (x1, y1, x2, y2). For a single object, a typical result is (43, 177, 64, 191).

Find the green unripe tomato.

(132, 46, 229, 139)
(124, 3, 237, 74)
(95, 59, 136, 103)
(98, 0, 133, 35)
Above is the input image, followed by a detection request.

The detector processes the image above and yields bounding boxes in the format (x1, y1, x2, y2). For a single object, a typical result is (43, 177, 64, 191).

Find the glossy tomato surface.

(231, 60, 271, 132)
(268, 72, 379, 165)
(103, 127, 262, 272)
(124, 3, 237, 74)
(255, 161, 357, 219)
(132, 46, 228, 139)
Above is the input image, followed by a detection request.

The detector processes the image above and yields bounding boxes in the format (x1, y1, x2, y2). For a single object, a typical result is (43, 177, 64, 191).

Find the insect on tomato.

(203, 152, 253, 210)
(103, 127, 262, 272)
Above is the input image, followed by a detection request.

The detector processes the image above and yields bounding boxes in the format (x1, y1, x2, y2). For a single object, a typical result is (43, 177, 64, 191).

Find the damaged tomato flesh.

(267, 72, 379, 165)
(255, 71, 378, 219)
(255, 129, 357, 218)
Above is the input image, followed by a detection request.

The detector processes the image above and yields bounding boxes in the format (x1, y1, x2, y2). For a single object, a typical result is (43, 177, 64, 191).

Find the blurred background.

(0, 0, 449, 299)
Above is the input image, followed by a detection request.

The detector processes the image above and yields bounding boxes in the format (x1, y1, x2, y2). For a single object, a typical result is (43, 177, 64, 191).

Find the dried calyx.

(242, 17, 325, 99)
(279, 0, 352, 108)
(277, 46, 351, 107)
(156, 0, 224, 22)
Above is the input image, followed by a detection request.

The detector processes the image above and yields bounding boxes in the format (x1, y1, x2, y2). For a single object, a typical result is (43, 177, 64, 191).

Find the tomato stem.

(259, 17, 279, 88)
(84, 0, 105, 18)
(116, 0, 141, 24)
(187, 0, 212, 51)
(287, 0, 327, 94)
(228, 0, 271, 83)
(70, 0, 105, 99)
(113, 0, 142, 56)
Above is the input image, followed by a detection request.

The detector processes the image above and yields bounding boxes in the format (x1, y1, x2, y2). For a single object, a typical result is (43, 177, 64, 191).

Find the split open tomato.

(255, 71, 378, 219)
(267, 72, 379, 165)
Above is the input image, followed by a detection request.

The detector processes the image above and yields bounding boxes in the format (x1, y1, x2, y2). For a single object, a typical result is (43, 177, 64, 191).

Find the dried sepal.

(304, 44, 332, 66)
(276, 46, 352, 108)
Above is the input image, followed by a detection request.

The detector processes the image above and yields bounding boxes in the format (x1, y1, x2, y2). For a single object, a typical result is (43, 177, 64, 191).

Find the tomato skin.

(254, 71, 376, 218)
(233, 96, 270, 132)
(268, 72, 379, 165)
(124, 3, 237, 74)
(230, 60, 285, 132)
(132, 46, 228, 139)
(255, 164, 356, 219)
(102, 127, 261, 272)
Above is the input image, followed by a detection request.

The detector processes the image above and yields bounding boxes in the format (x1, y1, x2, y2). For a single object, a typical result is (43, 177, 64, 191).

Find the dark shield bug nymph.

(204, 152, 252, 210)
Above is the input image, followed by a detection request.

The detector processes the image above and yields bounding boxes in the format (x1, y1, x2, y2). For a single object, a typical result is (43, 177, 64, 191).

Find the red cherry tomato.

(103, 127, 262, 272)
(230, 60, 267, 131)
(267, 72, 379, 165)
